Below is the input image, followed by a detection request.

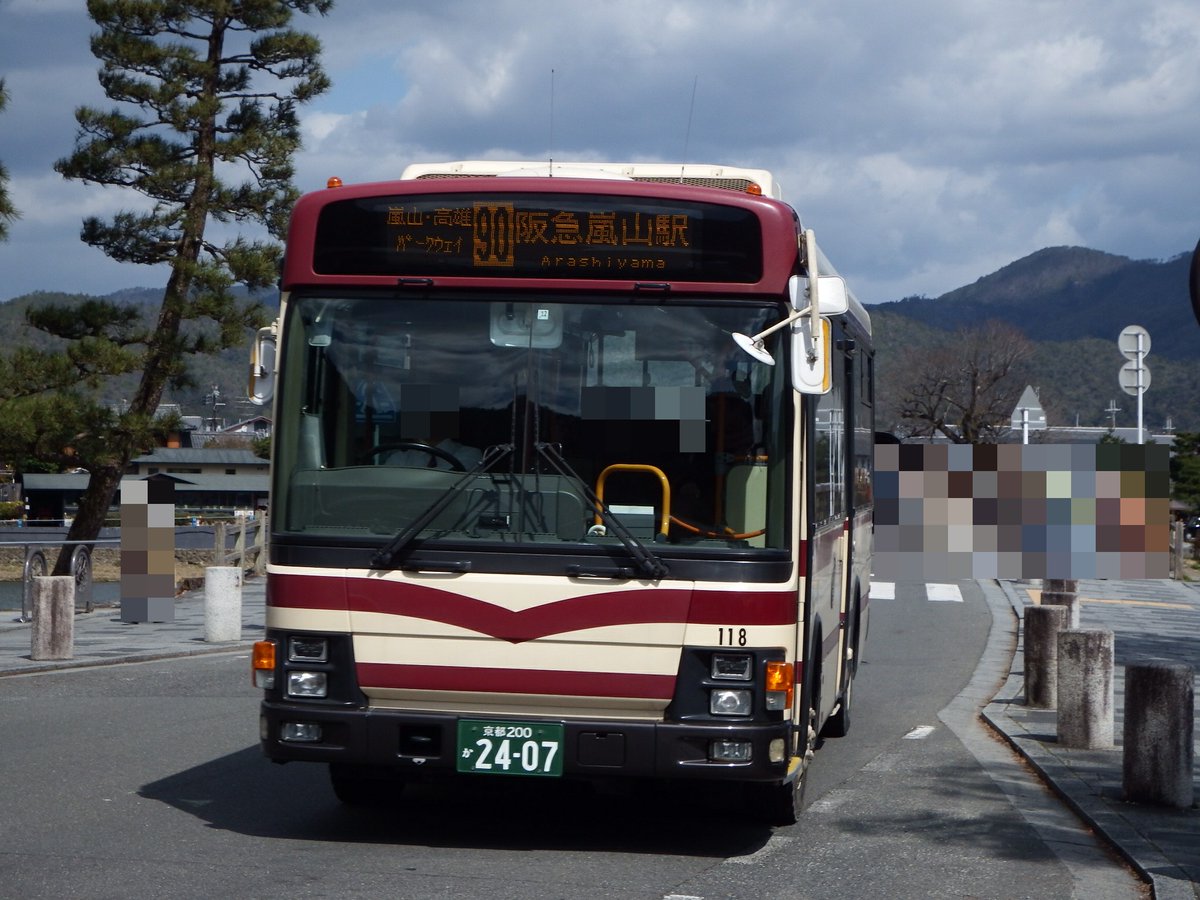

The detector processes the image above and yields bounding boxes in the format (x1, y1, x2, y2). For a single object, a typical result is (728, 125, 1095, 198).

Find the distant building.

(128, 447, 268, 477)
(894, 426, 1177, 445)
(176, 414, 271, 449)
(18, 447, 269, 526)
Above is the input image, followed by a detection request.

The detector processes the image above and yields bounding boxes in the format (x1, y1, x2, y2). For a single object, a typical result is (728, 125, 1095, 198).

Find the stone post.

(204, 566, 243, 642)
(30, 576, 74, 661)
(1056, 629, 1114, 749)
(1025, 604, 1070, 709)
(1122, 662, 1195, 809)
(1041, 578, 1080, 628)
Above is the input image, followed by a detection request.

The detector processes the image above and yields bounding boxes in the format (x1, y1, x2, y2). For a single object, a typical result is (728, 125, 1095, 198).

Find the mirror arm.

(803, 229, 820, 364)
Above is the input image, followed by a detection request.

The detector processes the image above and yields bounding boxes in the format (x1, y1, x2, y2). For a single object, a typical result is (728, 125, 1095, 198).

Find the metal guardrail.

(13, 516, 269, 624)
(18, 539, 116, 622)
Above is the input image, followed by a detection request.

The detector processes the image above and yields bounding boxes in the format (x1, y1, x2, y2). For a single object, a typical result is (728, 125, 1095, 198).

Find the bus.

(249, 160, 874, 825)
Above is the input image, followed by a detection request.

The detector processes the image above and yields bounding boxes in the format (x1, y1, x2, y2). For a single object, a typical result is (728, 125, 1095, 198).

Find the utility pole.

(1104, 399, 1121, 430)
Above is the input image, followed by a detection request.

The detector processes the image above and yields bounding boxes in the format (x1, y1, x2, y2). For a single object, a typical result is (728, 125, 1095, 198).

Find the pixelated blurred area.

(874, 444, 1171, 580)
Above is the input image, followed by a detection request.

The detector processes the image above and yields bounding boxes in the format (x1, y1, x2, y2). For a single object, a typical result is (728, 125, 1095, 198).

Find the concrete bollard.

(1044, 579, 1078, 593)
(1122, 662, 1195, 809)
(1056, 629, 1114, 749)
(1040, 592, 1080, 628)
(30, 576, 75, 661)
(1042, 578, 1080, 628)
(204, 566, 243, 642)
(1025, 604, 1070, 709)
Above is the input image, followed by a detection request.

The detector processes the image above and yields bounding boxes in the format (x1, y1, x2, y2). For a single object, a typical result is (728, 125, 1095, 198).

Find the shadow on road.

(139, 744, 777, 859)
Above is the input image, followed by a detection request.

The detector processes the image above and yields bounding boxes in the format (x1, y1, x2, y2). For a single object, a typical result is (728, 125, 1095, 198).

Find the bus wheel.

(746, 705, 816, 826)
(329, 764, 402, 806)
(823, 607, 857, 738)
(823, 664, 853, 738)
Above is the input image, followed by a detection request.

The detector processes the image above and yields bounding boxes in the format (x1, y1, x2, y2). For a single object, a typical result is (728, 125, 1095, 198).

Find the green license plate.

(456, 720, 564, 777)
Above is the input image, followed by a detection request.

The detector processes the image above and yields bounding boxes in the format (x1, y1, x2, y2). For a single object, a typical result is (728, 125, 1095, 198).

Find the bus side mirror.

(788, 274, 849, 316)
(792, 316, 832, 395)
(248, 324, 277, 406)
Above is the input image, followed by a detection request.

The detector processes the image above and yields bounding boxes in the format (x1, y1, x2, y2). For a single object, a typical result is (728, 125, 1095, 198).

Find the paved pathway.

(986, 578, 1200, 899)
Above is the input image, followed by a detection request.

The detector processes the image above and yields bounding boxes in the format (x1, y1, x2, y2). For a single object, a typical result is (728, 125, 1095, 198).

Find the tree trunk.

(52, 462, 123, 576)
(51, 273, 193, 576)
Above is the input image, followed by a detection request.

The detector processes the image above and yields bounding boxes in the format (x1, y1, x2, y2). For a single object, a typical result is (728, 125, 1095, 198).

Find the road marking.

(1081, 597, 1195, 609)
(872, 582, 965, 602)
(807, 788, 856, 813)
(903, 725, 936, 740)
(862, 750, 905, 773)
(925, 583, 963, 602)
(724, 835, 795, 865)
(1028, 588, 1192, 610)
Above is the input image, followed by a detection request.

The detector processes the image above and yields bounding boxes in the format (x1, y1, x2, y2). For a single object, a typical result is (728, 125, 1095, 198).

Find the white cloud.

(1, 0, 1199, 302)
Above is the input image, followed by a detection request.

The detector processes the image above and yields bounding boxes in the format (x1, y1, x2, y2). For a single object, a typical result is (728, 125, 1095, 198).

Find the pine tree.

(0, 79, 19, 240)
(48, 0, 332, 573)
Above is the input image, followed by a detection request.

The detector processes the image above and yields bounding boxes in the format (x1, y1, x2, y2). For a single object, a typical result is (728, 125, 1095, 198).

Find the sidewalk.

(0, 575, 1196, 897)
(0, 576, 265, 676)
(985, 578, 1200, 900)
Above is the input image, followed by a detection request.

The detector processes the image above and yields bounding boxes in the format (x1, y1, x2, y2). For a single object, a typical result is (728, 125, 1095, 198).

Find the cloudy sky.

(1, 0, 1198, 305)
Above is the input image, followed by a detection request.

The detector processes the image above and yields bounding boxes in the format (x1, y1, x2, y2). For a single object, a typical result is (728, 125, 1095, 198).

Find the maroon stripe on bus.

(269, 573, 795, 643)
(267, 573, 348, 609)
(357, 662, 674, 699)
(684, 590, 795, 624)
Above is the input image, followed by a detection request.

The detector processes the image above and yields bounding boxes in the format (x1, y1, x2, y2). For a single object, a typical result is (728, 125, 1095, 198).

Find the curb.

(0, 639, 257, 678)
(984, 580, 1196, 900)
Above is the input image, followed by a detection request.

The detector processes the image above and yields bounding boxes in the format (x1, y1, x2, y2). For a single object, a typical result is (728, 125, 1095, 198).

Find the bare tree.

(897, 320, 1033, 443)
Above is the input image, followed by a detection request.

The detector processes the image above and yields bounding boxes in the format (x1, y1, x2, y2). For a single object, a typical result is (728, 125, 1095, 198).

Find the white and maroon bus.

(249, 161, 874, 824)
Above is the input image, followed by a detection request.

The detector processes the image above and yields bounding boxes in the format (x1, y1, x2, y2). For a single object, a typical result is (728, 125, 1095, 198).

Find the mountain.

(870, 247, 1200, 433)
(5, 246, 1199, 434)
(0, 287, 277, 425)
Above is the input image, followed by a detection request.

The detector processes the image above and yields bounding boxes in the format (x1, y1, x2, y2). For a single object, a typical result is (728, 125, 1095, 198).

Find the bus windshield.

(272, 293, 791, 559)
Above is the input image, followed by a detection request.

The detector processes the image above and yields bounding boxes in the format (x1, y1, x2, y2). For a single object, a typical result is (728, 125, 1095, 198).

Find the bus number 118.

(718, 627, 748, 646)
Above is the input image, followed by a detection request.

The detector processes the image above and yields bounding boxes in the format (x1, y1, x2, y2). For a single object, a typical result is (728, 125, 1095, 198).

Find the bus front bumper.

(259, 701, 793, 783)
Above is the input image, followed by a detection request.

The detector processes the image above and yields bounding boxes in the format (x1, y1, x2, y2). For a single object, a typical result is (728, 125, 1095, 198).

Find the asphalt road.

(0, 581, 1143, 899)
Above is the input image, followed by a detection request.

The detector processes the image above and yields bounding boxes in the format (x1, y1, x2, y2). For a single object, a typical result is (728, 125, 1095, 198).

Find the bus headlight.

(711, 653, 753, 680)
(280, 721, 323, 743)
(710, 740, 753, 762)
(710, 688, 752, 716)
(287, 670, 328, 698)
(289, 636, 328, 663)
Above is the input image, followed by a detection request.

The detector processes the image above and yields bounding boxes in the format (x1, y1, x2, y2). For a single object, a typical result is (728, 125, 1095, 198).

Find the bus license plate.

(456, 720, 564, 777)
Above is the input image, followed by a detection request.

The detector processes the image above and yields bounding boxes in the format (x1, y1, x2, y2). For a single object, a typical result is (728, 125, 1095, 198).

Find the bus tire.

(823, 599, 858, 739)
(329, 764, 402, 807)
(823, 666, 853, 738)
(746, 702, 815, 826)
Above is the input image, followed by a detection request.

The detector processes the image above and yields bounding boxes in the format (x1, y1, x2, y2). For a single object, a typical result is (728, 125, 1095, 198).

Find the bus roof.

(399, 160, 783, 199)
(287, 170, 871, 337)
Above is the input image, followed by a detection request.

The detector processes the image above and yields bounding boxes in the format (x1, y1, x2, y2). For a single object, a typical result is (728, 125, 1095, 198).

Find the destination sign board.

(313, 193, 764, 282)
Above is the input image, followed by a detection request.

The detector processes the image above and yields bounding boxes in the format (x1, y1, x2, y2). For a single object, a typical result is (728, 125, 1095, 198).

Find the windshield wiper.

(371, 444, 513, 570)
(535, 442, 669, 580)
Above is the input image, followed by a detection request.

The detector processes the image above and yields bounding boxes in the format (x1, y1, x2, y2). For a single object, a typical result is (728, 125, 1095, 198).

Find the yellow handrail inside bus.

(594, 464, 671, 537)
(668, 515, 765, 541)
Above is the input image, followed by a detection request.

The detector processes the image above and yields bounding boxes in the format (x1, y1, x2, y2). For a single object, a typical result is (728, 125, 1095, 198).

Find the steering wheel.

(362, 441, 466, 471)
